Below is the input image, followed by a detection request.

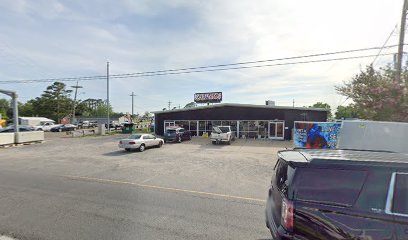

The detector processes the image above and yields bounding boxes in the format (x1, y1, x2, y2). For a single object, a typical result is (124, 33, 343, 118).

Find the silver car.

(118, 134, 164, 152)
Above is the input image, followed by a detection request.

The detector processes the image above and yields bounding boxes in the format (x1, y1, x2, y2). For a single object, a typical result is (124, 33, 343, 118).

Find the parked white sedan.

(118, 134, 164, 152)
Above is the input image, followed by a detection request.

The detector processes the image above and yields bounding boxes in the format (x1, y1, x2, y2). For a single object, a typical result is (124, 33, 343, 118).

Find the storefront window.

(239, 121, 248, 138)
(212, 121, 221, 129)
(206, 121, 213, 133)
(230, 121, 237, 137)
(190, 121, 197, 136)
(179, 121, 190, 130)
(258, 121, 268, 138)
(198, 121, 206, 136)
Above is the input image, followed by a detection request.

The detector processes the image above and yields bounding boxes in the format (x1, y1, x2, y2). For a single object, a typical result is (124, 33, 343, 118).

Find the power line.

(108, 44, 400, 77)
(372, 25, 398, 65)
(0, 53, 395, 84)
(0, 45, 400, 84)
(110, 53, 395, 79)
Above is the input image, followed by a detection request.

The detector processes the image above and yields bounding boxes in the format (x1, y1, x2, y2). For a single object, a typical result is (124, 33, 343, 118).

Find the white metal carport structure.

(0, 89, 19, 138)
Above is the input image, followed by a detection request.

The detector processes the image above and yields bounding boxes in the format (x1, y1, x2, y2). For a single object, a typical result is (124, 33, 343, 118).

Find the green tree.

(19, 101, 35, 117)
(0, 99, 10, 119)
(335, 104, 359, 119)
(92, 102, 113, 117)
(309, 102, 332, 119)
(27, 82, 73, 121)
(336, 65, 407, 121)
(142, 111, 152, 120)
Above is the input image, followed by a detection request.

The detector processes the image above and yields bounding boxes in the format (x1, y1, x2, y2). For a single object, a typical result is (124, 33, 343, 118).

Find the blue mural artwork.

(294, 122, 341, 149)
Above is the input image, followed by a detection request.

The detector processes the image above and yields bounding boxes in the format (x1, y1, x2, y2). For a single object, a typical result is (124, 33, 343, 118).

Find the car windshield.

(166, 129, 176, 133)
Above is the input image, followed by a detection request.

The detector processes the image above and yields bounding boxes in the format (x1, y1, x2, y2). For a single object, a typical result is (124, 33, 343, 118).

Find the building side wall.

(154, 106, 327, 140)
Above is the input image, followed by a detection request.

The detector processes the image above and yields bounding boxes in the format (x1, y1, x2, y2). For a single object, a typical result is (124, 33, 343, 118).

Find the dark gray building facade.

(153, 103, 328, 140)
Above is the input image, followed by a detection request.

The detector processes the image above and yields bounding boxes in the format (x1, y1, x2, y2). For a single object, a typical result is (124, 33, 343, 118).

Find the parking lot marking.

(63, 175, 266, 203)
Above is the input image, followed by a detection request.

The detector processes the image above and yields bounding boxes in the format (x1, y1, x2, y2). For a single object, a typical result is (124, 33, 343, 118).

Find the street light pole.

(130, 92, 137, 117)
(107, 61, 110, 133)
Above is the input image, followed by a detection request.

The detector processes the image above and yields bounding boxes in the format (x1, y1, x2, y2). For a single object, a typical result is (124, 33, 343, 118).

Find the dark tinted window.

(274, 159, 295, 193)
(166, 129, 176, 133)
(178, 128, 184, 132)
(393, 174, 408, 215)
(355, 171, 390, 213)
(295, 169, 367, 206)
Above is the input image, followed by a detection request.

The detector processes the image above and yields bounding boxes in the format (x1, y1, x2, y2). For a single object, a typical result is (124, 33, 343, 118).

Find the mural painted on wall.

(294, 121, 341, 149)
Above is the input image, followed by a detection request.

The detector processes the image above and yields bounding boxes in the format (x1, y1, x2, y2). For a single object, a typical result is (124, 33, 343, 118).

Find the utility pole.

(293, 99, 295, 107)
(178, 104, 181, 109)
(71, 81, 83, 124)
(396, 0, 408, 83)
(107, 61, 110, 132)
(168, 100, 172, 110)
(130, 92, 136, 117)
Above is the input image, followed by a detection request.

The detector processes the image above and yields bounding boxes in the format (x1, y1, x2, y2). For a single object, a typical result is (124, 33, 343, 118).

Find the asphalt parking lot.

(0, 134, 292, 240)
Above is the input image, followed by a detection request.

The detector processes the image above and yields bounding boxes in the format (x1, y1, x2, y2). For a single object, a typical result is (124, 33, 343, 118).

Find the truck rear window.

(393, 174, 408, 215)
(217, 127, 230, 133)
(274, 159, 296, 195)
(294, 169, 367, 207)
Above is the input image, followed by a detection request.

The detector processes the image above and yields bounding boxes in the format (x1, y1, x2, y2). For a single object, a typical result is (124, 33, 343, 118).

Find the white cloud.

(0, 0, 403, 114)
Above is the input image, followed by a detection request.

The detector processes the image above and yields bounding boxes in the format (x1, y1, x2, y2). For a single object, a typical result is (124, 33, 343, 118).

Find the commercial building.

(152, 103, 328, 140)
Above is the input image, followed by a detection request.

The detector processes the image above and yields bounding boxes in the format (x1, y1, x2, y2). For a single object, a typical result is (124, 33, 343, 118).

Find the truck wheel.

(212, 141, 216, 145)
(227, 140, 231, 145)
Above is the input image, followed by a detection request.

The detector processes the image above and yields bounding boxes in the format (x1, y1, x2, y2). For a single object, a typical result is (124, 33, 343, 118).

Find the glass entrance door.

(269, 121, 284, 139)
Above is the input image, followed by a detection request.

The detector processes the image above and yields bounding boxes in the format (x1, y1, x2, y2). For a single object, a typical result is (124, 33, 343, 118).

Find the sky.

(0, 0, 404, 115)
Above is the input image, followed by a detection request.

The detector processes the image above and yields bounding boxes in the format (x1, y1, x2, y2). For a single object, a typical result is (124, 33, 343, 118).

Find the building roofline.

(151, 103, 328, 114)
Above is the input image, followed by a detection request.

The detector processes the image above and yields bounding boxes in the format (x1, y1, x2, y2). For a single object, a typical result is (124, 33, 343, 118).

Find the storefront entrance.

(269, 121, 284, 139)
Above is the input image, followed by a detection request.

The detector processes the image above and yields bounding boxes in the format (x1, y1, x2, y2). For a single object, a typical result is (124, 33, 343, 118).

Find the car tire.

(125, 148, 131, 152)
(177, 136, 182, 143)
(158, 141, 163, 148)
(227, 140, 231, 145)
(212, 141, 216, 145)
(139, 144, 145, 152)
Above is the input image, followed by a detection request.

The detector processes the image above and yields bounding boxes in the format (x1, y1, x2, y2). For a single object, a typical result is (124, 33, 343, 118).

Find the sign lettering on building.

(194, 92, 222, 103)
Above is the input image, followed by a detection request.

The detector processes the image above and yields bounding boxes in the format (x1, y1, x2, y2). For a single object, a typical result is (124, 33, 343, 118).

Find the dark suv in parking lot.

(163, 127, 192, 143)
(265, 149, 408, 240)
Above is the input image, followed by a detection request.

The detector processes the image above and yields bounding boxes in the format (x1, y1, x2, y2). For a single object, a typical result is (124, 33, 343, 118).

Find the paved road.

(0, 169, 269, 240)
(0, 135, 290, 239)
